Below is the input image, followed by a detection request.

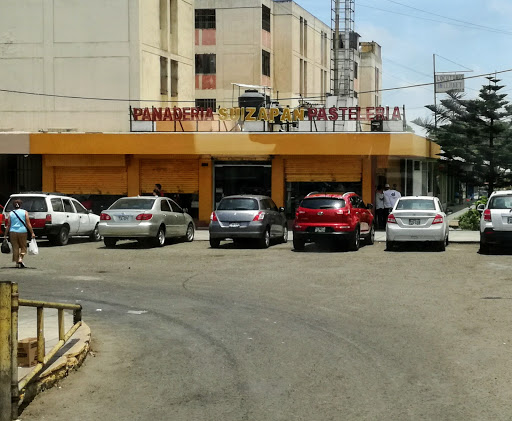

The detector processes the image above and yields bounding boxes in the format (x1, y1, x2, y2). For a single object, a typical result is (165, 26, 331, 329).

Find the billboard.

(435, 74, 465, 93)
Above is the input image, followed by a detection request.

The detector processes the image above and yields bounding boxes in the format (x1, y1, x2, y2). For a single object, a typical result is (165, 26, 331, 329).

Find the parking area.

(12, 239, 512, 421)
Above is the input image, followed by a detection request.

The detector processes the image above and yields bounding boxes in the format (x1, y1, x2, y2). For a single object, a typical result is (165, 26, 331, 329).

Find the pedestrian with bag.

(4, 199, 36, 268)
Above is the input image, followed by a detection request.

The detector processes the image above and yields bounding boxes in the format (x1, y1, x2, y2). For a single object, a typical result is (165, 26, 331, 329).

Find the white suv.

(478, 190, 512, 254)
(2, 193, 101, 246)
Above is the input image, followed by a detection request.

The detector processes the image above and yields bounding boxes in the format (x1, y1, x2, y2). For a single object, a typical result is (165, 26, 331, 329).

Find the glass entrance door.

(214, 161, 271, 208)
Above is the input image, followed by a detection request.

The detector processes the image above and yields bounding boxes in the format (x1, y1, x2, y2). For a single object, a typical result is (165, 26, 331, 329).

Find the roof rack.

(15, 191, 70, 196)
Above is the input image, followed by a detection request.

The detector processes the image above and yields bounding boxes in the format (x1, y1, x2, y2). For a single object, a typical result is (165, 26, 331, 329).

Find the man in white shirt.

(383, 184, 401, 220)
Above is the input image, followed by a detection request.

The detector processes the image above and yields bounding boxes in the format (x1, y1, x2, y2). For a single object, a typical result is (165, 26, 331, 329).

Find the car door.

(72, 199, 93, 234)
(352, 196, 370, 234)
(169, 199, 186, 237)
(62, 198, 80, 235)
(160, 199, 174, 237)
(265, 198, 281, 238)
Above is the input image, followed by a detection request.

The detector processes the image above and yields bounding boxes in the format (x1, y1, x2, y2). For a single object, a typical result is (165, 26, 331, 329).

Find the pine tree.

(414, 78, 512, 195)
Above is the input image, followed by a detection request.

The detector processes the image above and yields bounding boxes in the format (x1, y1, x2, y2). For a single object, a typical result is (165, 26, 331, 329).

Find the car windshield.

(395, 199, 436, 211)
(218, 198, 259, 211)
(300, 198, 345, 209)
(489, 195, 512, 209)
(109, 198, 155, 210)
(5, 197, 48, 212)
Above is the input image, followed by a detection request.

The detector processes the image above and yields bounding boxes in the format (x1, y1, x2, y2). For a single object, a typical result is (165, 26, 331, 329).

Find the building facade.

(0, 131, 440, 224)
(194, 0, 331, 110)
(0, 0, 195, 133)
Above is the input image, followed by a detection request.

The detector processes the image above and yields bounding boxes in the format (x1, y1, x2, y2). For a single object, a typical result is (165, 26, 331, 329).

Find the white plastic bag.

(28, 238, 39, 255)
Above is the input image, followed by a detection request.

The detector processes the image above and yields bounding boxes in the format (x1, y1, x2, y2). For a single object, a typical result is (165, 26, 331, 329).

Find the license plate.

(229, 223, 240, 228)
(118, 215, 130, 221)
(315, 227, 326, 233)
(508, 217, 512, 224)
(409, 219, 420, 225)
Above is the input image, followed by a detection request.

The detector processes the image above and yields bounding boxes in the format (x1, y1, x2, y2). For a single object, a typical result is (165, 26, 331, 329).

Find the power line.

(382, 0, 512, 36)
(434, 54, 473, 73)
(358, 2, 512, 35)
(384, 58, 432, 79)
(361, 68, 512, 94)
(1, 69, 511, 102)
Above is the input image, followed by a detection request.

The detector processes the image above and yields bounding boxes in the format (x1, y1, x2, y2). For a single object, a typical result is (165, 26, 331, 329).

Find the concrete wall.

(359, 42, 383, 118)
(0, 0, 194, 133)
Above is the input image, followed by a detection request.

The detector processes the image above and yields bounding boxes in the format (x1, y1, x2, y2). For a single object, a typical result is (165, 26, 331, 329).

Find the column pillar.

(362, 156, 372, 206)
(198, 158, 213, 226)
(126, 155, 140, 196)
(271, 156, 285, 207)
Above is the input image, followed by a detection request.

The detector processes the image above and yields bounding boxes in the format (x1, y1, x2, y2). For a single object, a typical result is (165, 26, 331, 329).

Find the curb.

(18, 323, 91, 413)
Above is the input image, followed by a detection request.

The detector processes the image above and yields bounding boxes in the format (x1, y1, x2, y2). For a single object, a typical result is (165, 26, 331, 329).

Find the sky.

(294, 0, 512, 131)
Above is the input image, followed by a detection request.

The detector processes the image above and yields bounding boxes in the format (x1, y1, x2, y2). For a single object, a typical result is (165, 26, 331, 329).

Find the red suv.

(292, 192, 374, 251)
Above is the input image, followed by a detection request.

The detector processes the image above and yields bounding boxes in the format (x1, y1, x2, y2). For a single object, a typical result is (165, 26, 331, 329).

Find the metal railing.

(0, 281, 83, 421)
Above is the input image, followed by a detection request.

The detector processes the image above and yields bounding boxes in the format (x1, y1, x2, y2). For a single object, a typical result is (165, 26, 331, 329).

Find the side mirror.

(366, 203, 374, 210)
(279, 207, 285, 212)
(183, 208, 189, 214)
(477, 204, 485, 213)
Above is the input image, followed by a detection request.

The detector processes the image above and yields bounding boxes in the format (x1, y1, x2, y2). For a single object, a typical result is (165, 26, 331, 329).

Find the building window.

(354, 62, 358, 79)
(262, 50, 270, 77)
(303, 19, 307, 57)
(170, 60, 178, 97)
(304, 61, 307, 96)
(262, 5, 271, 32)
(195, 54, 216, 74)
(160, 56, 168, 95)
(195, 98, 217, 109)
(300, 17, 303, 55)
(195, 9, 215, 29)
(299, 59, 303, 95)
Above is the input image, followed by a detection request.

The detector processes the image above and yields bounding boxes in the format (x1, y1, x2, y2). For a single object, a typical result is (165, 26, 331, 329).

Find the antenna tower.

(331, 0, 355, 98)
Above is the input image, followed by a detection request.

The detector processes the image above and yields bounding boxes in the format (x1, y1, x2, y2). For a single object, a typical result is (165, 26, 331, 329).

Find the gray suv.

(209, 195, 288, 248)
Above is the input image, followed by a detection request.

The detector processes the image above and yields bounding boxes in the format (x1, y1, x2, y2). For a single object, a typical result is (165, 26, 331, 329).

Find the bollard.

(0, 282, 12, 421)
(11, 283, 19, 420)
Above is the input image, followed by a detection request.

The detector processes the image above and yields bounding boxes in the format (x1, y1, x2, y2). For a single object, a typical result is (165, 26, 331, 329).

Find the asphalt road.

(8, 237, 512, 421)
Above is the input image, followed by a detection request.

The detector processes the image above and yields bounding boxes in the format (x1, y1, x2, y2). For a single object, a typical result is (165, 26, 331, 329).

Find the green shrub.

(458, 209, 481, 231)
(475, 196, 488, 207)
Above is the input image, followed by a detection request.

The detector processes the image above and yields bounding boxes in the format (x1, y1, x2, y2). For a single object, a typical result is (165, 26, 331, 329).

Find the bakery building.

(0, 121, 440, 225)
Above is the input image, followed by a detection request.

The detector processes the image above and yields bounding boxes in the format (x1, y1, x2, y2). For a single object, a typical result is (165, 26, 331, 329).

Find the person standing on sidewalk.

(4, 199, 35, 268)
(375, 185, 385, 229)
(383, 184, 401, 221)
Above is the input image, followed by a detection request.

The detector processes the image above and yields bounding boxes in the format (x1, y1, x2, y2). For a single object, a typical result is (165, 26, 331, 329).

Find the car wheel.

(479, 240, 490, 255)
(154, 226, 165, 247)
(386, 240, 394, 251)
(259, 228, 270, 249)
(104, 237, 117, 248)
(280, 225, 288, 243)
(89, 224, 101, 242)
(52, 225, 69, 246)
(293, 236, 305, 251)
(438, 240, 446, 252)
(185, 223, 194, 242)
(348, 226, 360, 251)
(364, 224, 375, 245)
(209, 238, 220, 248)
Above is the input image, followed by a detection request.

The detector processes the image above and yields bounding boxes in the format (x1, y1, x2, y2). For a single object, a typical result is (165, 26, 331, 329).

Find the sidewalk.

(17, 306, 91, 406)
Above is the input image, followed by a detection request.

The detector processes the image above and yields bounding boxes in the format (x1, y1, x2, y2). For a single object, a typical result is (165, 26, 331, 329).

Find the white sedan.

(386, 196, 449, 251)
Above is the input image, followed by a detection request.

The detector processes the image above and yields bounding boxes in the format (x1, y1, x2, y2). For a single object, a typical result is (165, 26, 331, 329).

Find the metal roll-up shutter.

(140, 159, 199, 194)
(55, 167, 127, 195)
(285, 157, 361, 182)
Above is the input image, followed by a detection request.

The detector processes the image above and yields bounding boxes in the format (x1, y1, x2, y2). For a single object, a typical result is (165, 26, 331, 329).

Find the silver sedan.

(386, 196, 449, 251)
(209, 195, 288, 248)
(98, 196, 195, 248)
